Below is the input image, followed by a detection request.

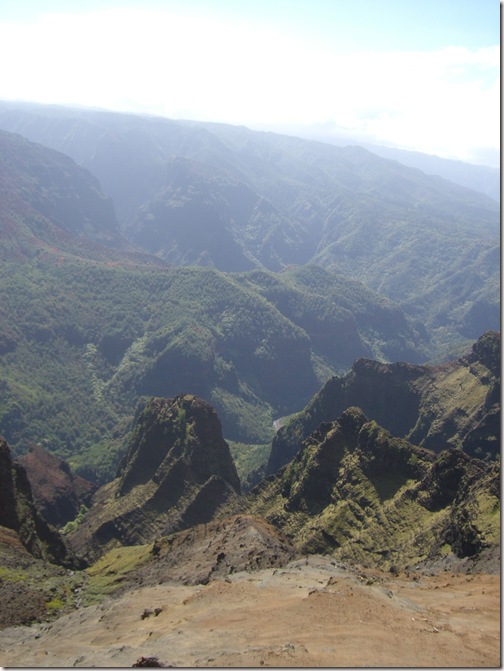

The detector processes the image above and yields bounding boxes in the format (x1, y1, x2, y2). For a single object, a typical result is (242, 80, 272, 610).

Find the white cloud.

(0, 9, 499, 165)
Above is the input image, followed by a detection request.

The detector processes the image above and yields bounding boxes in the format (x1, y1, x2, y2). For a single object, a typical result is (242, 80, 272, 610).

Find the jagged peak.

(68, 395, 241, 562)
(248, 410, 499, 568)
(118, 394, 240, 496)
(464, 330, 500, 375)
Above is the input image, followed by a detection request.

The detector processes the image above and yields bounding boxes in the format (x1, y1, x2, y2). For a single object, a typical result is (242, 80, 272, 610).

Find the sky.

(0, 0, 499, 166)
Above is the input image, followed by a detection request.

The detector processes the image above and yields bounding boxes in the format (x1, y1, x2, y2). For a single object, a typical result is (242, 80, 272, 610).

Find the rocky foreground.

(0, 554, 499, 668)
(0, 335, 499, 667)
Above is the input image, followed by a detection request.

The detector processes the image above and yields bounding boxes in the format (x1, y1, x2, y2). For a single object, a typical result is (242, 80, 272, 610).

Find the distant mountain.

(360, 142, 500, 204)
(0, 128, 126, 256)
(0, 102, 498, 352)
(267, 331, 500, 475)
(0, 128, 429, 483)
(0, 103, 500, 642)
(0, 106, 499, 486)
(296, 129, 499, 203)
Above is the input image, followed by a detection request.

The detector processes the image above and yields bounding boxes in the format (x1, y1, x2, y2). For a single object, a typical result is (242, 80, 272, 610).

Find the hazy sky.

(0, 0, 499, 166)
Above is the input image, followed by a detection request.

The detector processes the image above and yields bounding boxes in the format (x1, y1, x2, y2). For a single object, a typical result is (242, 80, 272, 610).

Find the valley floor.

(0, 555, 499, 668)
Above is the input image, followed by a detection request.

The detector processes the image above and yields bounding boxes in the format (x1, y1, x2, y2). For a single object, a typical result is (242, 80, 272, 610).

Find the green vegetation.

(0, 111, 498, 490)
(245, 412, 500, 570)
(44, 597, 65, 613)
(61, 504, 89, 535)
(0, 255, 427, 483)
(227, 440, 271, 483)
(0, 537, 86, 627)
(83, 544, 153, 605)
(268, 330, 500, 476)
(1, 105, 498, 355)
(0, 566, 29, 582)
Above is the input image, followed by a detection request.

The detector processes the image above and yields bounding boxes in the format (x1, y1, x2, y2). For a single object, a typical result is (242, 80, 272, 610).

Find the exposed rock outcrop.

(17, 443, 96, 527)
(111, 514, 297, 589)
(0, 437, 81, 567)
(268, 331, 500, 474)
(68, 395, 241, 562)
(245, 408, 500, 570)
(118, 395, 240, 495)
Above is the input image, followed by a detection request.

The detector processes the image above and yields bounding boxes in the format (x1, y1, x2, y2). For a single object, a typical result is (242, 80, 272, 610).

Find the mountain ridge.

(0, 101, 499, 666)
(0, 128, 432, 483)
(0, 102, 498, 352)
(267, 330, 500, 475)
(68, 394, 241, 563)
(241, 406, 499, 570)
(0, 437, 80, 568)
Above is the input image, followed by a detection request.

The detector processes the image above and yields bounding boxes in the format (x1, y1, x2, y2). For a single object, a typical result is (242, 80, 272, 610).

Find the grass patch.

(476, 492, 500, 545)
(83, 544, 153, 605)
(45, 597, 65, 612)
(0, 567, 29, 582)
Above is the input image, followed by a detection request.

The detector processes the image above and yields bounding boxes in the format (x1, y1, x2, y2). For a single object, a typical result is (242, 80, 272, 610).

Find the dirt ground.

(0, 555, 499, 668)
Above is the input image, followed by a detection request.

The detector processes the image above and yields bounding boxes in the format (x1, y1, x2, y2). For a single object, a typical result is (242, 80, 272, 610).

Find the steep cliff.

(245, 408, 499, 570)
(68, 395, 241, 562)
(268, 331, 500, 474)
(17, 444, 96, 527)
(0, 437, 79, 567)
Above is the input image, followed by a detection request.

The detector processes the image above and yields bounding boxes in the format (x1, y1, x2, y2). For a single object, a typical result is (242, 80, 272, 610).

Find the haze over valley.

(0, 1, 499, 667)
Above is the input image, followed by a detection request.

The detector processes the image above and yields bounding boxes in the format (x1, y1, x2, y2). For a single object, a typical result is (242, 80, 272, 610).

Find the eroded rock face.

(268, 331, 500, 474)
(0, 437, 80, 567)
(246, 408, 499, 570)
(69, 395, 241, 562)
(118, 395, 240, 496)
(17, 443, 96, 527)
(122, 514, 296, 588)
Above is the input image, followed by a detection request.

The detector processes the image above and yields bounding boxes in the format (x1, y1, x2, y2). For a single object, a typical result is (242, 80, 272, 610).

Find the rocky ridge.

(0, 436, 86, 628)
(0, 125, 431, 475)
(0, 354, 499, 636)
(68, 395, 241, 563)
(268, 330, 500, 474)
(65, 373, 499, 574)
(0, 437, 79, 567)
(242, 407, 500, 570)
(107, 514, 297, 591)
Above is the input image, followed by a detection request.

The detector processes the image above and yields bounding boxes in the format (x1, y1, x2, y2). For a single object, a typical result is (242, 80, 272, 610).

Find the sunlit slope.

(244, 407, 500, 570)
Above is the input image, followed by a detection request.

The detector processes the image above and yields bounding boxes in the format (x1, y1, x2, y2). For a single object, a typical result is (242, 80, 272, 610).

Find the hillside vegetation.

(0, 102, 500, 670)
(0, 255, 427, 482)
(242, 407, 500, 570)
(0, 108, 499, 486)
(0, 102, 499, 352)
